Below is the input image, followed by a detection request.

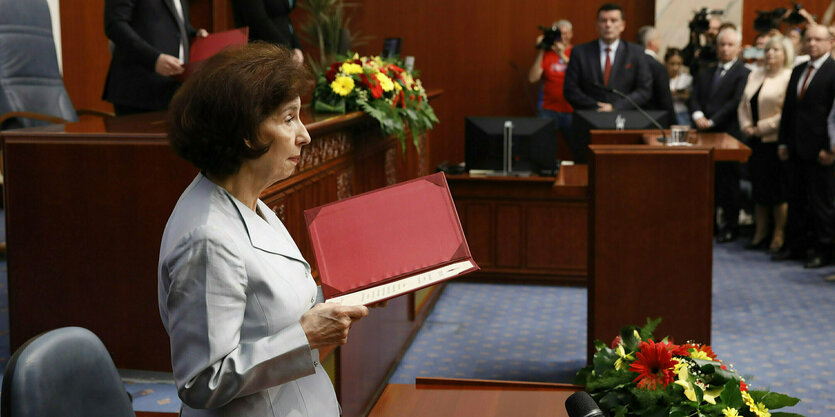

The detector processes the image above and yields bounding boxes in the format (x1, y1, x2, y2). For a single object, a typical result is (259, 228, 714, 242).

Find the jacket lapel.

(225, 192, 309, 267)
(592, 42, 604, 84)
(803, 57, 834, 100)
(608, 42, 627, 86)
(161, 0, 178, 25)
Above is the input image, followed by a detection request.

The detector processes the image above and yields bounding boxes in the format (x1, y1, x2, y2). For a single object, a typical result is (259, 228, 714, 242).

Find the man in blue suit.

(563, 3, 652, 162)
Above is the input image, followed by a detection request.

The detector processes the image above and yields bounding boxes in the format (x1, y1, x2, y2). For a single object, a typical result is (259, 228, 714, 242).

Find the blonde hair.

(764, 35, 794, 70)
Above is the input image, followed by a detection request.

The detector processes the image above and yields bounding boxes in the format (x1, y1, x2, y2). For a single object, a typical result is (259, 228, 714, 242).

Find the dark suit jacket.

(564, 39, 652, 110)
(779, 57, 835, 161)
(645, 53, 675, 128)
(690, 60, 750, 139)
(231, 0, 301, 49)
(103, 0, 196, 110)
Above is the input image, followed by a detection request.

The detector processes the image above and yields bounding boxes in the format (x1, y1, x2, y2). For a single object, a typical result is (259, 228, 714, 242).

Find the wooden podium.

(588, 144, 714, 356)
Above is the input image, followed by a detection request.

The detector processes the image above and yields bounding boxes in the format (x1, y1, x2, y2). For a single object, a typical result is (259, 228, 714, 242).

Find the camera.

(754, 3, 811, 33)
(784, 2, 808, 25)
(689, 7, 724, 34)
(537, 24, 562, 50)
(754, 8, 788, 32)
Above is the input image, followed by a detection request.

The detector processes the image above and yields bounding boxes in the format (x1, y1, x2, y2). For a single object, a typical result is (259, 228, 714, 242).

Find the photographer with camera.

(529, 19, 574, 147)
(683, 8, 723, 79)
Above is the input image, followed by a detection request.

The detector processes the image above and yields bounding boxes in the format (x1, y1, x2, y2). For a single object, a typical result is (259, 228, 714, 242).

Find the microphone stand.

(593, 83, 669, 143)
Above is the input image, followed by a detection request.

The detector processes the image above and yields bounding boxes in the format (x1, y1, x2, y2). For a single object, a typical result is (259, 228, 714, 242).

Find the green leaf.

(719, 380, 744, 409)
(313, 99, 346, 113)
(748, 390, 801, 410)
(574, 366, 593, 386)
(640, 317, 662, 340)
(594, 339, 607, 352)
(593, 347, 619, 376)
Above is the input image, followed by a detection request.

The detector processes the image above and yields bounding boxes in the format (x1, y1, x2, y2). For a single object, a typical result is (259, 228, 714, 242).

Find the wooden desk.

(446, 165, 588, 284)
(1, 95, 440, 417)
(642, 132, 752, 162)
(368, 378, 581, 417)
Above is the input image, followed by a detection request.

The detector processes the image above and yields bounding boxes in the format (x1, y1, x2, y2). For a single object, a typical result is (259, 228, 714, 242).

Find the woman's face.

(250, 96, 311, 185)
(666, 54, 683, 78)
(765, 43, 785, 70)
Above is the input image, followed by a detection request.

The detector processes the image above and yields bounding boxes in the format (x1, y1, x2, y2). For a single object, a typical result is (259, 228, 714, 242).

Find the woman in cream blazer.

(158, 44, 368, 417)
(737, 35, 793, 252)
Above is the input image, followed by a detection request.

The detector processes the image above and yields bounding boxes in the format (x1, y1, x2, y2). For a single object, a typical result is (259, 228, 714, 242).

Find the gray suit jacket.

(158, 174, 338, 416)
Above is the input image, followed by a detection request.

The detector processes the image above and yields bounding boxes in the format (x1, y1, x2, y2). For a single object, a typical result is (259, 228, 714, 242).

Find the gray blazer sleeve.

(162, 226, 315, 409)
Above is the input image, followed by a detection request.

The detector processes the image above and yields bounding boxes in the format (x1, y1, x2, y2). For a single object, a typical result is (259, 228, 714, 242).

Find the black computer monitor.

(570, 109, 668, 163)
(382, 38, 401, 58)
(465, 117, 558, 176)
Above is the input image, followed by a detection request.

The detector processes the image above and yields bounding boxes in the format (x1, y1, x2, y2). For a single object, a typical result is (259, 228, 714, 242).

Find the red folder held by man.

(176, 27, 249, 81)
(305, 172, 479, 306)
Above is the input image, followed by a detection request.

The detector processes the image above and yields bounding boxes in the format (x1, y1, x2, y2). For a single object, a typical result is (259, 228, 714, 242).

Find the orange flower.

(629, 339, 678, 390)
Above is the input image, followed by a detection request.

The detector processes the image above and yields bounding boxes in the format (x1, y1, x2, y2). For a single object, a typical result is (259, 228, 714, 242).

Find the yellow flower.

(755, 402, 771, 417)
(394, 81, 403, 91)
(689, 350, 712, 360)
(614, 344, 634, 371)
(352, 53, 359, 60)
(330, 76, 355, 96)
(722, 407, 740, 417)
(377, 73, 395, 92)
(340, 62, 362, 75)
(674, 364, 721, 404)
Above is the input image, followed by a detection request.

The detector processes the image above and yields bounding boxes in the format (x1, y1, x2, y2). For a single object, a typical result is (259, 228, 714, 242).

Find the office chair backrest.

(0, 0, 78, 130)
(1, 326, 136, 417)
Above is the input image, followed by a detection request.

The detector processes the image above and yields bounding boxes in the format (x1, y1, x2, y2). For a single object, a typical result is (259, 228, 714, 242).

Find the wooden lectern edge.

(415, 376, 584, 390)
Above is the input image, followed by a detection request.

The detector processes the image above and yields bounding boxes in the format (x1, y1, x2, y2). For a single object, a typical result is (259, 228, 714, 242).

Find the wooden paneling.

(447, 171, 588, 284)
(588, 145, 714, 358)
(59, 0, 111, 112)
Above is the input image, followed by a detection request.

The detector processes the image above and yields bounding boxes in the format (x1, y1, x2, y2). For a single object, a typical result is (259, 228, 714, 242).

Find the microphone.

(592, 83, 669, 143)
(565, 391, 606, 417)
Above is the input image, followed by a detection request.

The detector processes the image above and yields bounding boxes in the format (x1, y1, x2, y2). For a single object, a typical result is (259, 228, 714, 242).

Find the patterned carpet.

(0, 206, 833, 415)
(390, 242, 835, 416)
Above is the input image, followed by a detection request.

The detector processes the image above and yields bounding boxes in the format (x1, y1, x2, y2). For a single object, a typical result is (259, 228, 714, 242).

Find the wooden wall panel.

(525, 203, 587, 272)
(463, 202, 493, 268)
(495, 204, 523, 267)
(59, 0, 111, 112)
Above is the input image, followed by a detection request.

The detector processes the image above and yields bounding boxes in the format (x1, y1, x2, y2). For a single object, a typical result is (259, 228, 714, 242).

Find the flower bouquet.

(312, 53, 438, 151)
(574, 318, 804, 417)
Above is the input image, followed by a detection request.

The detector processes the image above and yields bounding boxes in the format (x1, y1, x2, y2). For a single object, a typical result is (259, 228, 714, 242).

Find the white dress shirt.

(599, 39, 620, 73)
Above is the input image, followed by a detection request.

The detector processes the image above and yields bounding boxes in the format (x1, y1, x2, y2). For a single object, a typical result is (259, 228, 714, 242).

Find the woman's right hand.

(300, 303, 369, 349)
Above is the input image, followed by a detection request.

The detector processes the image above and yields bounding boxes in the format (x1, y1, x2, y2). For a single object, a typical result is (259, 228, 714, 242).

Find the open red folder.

(305, 172, 479, 306)
(176, 27, 249, 81)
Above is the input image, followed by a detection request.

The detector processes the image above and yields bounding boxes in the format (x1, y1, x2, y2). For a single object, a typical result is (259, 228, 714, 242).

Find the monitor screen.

(382, 38, 401, 58)
(465, 117, 558, 176)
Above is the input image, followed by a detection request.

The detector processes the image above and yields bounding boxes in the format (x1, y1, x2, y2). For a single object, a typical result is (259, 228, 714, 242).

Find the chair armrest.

(77, 109, 115, 118)
(0, 111, 69, 129)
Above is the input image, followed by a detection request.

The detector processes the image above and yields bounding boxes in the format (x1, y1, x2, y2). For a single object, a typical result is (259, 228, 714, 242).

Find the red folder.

(176, 27, 249, 81)
(305, 172, 479, 306)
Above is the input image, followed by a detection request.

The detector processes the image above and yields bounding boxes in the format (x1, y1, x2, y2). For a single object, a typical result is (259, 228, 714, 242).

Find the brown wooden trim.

(416, 377, 584, 390)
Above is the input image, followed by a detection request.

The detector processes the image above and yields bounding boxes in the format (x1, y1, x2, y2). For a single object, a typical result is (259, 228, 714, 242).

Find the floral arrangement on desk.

(574, 318, 804, 417)
(311, 53, 438, 151)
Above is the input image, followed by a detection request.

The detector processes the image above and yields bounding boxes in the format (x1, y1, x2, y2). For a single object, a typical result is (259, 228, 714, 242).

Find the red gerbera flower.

(629, 339, 678, 390)
(611, 335, 622, 349)
(740, 380, 748, 392)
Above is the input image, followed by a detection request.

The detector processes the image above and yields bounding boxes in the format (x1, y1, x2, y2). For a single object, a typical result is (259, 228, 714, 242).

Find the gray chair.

(0, 0, 110, 130)
(1, 327, 136, 417)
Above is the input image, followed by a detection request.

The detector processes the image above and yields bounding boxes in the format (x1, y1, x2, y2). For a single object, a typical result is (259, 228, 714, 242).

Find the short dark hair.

(664, 47, 683, 62)
(597, 3, 624, 19)
(168, 43, 313, 178)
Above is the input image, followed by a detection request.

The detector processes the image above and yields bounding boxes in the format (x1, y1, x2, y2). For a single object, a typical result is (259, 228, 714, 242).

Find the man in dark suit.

(637, 25, 674, 127)
(563, 3, 652, 162)
(690, 27, 750, 243)
(103, 0, 207, 115)
(773, 24, 835, 268)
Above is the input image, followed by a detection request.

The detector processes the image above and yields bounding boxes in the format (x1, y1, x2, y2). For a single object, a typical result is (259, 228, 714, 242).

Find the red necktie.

(799, 64, 814, 99)
(603, 47, 612, 85)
